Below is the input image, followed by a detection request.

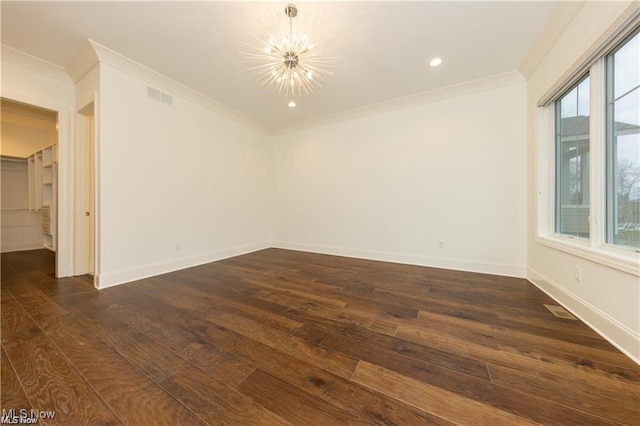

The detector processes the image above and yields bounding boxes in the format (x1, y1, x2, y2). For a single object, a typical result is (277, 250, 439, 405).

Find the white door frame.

(1, 91, 74, 278)
(75, 93, 99, 284)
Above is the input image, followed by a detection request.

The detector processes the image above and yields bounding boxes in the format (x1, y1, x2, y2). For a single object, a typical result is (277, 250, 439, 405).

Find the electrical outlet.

(575, 266, 582, 282)
(438, 240, 444, 249)
(175, 242, 181, 251)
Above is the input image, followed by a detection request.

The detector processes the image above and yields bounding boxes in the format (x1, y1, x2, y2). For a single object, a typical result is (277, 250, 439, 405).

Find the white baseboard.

(272, 241, 526, 278)
(1, 241, 43, 253)
(527, 266, 640, 365)
(94, 241, 525, 289)
(96, 242, 270, 289)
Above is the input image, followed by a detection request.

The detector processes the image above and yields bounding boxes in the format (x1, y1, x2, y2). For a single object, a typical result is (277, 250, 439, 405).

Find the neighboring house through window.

(607, 29, 640, 250)
(556, 77, 591, 239)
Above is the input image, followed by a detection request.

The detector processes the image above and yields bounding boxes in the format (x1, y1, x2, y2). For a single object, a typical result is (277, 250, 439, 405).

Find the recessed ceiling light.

(430, 57, 442, 67)
(288, 101, 296, 108)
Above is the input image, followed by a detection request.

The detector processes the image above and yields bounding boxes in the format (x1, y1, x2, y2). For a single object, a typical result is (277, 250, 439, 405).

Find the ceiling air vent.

(146, 86, 173, 107)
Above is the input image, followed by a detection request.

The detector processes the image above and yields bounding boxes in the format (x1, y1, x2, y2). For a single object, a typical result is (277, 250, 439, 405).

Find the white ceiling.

(2, 1, 566, 131)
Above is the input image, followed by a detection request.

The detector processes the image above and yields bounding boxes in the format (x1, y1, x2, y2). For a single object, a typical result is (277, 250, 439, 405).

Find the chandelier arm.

(298, 77, 313, 95)
(304, 62, 334, 73)
(247, 62, 287, 71)
(261, 66, 287, 87)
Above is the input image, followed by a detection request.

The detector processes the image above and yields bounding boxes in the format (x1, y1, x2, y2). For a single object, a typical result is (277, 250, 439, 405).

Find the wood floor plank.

(295, 323, 619, 425)
(185, 285, 304, 333)
(1, 345, 32, 412)
(41, 315, 204, 425)
(74, 287, 259, 388)
(295, 323, 492, 383)
(52, 288, 125, 317)
(99, 325, 189, 383)
(1, 293, 40, 343)
(88, 298, 198, 351)
(352, 361, 537, 425)
(342, 298, 419, 322)
(246, 274, 348, 302)
(294, 319, 491, 380)
(252, 283, 348, 314)
(175, 340, 257, 388)
(496, 310, 618, 341)
(237, 368, 370, 425)
(188, 319, 453, 425)
(272, 291, 400, 337)
(201, 307, 360, 379)
(487, 362, 640, 424)
(417, 310, 640, 374)
(7, 279, 69, 330)
(241, 282, 402, 336)
(65, 308, 131, 338)
(377, 283, 556, 326)
(142, 282, 304, 333)
(372, 287, 508, 325)
(39, 315, 154, 399)
(160, 365, 289, 425)
(2, 307, 121, 425)
(36, 275, 95, 300)
(106, 381, 208, 426)
(396, 317, 640, 385)
(370, 342, 620, 425)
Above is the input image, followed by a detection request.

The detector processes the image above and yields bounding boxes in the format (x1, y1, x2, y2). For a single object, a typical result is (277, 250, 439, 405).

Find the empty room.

(1, 1, 639, 425)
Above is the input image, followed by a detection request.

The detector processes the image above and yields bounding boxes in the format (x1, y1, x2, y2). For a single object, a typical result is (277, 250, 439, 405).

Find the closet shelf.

(28, 143, 57, 252)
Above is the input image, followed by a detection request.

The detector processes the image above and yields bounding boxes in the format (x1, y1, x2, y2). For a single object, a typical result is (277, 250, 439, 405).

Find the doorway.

(1, 99, 59, 273)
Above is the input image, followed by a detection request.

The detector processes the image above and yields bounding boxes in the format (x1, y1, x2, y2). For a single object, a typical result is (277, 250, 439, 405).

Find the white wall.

(0, 60, 75, 109)
(96, 63, 271, 287)
(271, 80, 528, 277)
(526, 1, 639, 362)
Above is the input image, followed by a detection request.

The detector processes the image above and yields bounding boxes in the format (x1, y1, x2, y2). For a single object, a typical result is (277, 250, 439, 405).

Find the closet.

(1, 99, 58, 254)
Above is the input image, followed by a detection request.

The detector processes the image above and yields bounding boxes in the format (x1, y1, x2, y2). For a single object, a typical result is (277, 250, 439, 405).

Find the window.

(539, 23, 640, 269)
(606, 29, 640, 250)
(556, 77, 590, 239)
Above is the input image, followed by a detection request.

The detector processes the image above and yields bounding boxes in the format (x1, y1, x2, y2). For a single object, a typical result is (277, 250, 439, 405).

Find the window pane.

(556, 76, 590, 239)
(608, 31, 640, 250)
(614, 31, 640, 99)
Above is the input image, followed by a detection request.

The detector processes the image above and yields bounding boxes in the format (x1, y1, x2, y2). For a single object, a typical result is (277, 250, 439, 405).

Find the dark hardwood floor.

(1, 248, 639, 425)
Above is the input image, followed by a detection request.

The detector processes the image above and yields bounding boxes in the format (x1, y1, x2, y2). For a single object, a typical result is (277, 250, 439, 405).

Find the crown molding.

(1, 45, 73, 84)
(273, 71, 526, 135)
(65, 40, 99, 84)
(83, 40, 270, 135)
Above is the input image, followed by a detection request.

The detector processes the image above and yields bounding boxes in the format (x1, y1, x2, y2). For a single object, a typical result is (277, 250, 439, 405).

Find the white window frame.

(536, 30, 640, 277)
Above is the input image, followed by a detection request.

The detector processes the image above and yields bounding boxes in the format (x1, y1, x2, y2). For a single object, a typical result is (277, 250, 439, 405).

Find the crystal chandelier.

(241, 4, 334, 96)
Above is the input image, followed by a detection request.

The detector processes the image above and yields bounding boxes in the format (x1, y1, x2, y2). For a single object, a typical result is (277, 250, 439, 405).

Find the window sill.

(536, 235, 640, 277)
